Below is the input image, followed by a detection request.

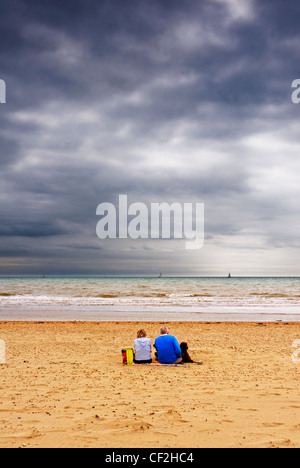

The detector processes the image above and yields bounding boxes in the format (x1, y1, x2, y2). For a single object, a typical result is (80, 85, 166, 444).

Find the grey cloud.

(1, 0, 300, 275)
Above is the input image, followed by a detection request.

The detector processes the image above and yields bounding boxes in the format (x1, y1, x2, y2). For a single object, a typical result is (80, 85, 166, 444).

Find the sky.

(1, 0, 300, 276)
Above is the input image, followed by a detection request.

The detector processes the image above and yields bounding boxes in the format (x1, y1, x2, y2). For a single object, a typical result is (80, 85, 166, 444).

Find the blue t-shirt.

(154, 335, 182, 364)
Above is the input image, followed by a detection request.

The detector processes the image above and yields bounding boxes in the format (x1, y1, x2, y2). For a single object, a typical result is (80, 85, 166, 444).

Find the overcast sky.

(1, 0, 300, 276)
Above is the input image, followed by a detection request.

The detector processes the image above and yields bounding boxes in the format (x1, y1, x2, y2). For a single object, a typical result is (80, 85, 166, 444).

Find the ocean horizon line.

(1, 275, 300, 280)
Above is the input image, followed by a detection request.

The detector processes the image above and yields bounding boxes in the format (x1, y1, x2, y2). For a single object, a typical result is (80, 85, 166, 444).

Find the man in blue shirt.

(154, 326, 182, 364)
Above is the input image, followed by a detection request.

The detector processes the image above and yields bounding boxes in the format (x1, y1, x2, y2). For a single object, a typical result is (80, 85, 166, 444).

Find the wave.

(192, 293, 213, 297)
(0, 294, 300, 308)
(95, 294, 120, 298)
(1, 278, 300, 309)
(249, 292, 289, 297)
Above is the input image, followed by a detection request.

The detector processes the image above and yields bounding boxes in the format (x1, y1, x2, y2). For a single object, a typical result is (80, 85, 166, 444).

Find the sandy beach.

(0, 321, 299, 448)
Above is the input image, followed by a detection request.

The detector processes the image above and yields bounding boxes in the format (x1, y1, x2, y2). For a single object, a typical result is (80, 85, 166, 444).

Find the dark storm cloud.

(0, 220, 68, 238)
(1, 0, 300, 275)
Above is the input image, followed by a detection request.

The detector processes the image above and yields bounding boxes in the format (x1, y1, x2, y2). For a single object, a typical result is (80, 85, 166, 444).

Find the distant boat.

(159, 272, 162, 278)
(228, 273, 231, 278)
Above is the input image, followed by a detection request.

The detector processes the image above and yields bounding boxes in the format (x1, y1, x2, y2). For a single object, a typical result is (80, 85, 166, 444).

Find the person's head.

(137, 329, 147, 338)
(160, 326, 169, 335)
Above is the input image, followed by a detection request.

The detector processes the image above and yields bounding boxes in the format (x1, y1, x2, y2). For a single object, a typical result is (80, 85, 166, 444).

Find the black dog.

(180, 342, 194, 363)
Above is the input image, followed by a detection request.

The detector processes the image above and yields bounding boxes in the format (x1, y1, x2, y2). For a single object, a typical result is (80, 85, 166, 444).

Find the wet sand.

(0, 321, 299, 448)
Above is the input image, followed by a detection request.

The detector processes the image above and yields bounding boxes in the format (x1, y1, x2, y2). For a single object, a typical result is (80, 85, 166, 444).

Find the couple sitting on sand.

(133, 326, 194, 365)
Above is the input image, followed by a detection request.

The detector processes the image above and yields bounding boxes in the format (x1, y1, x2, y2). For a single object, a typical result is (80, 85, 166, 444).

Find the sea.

(0, 276, 300, 322)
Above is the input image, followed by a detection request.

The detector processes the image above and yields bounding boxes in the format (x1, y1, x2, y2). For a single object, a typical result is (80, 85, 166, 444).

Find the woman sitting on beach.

(134, 329, 152, 364)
